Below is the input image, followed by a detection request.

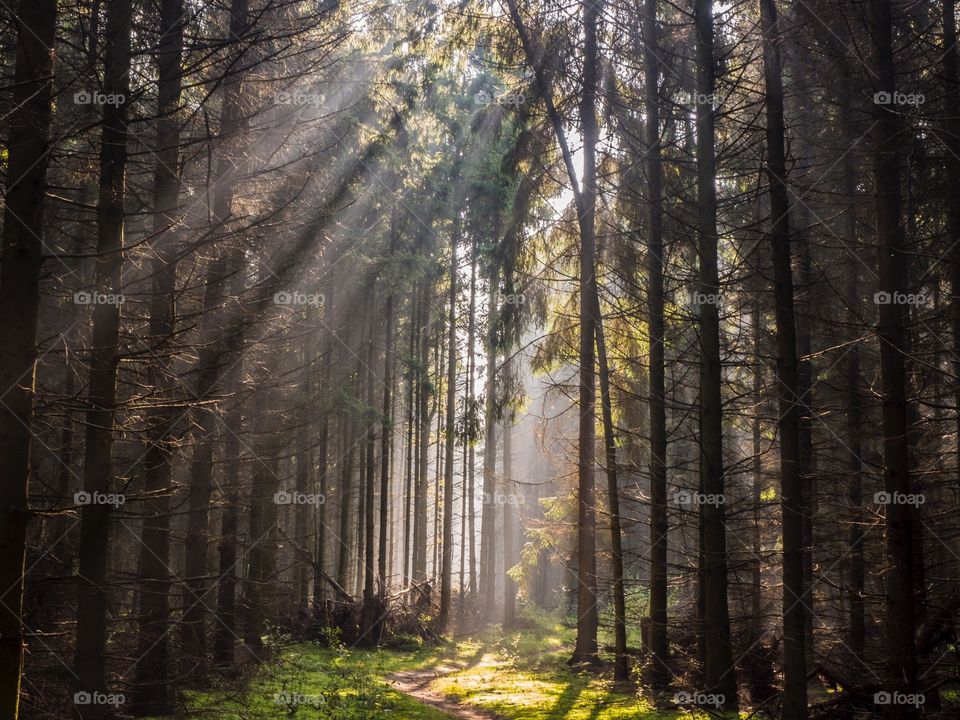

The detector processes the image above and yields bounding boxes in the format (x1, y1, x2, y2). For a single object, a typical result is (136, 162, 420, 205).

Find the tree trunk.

(379, 281, 396, 598)
(467, 250, 478, 598)
(870, 0, 917, 713)
(502, 413, 518, 629)
(0, 1, 56, 717)
(480, 286, 499, 620)
(181, 0, 249, 679)
(74, 0, 132, 714)
(571, 0, 600, 666)
(642, 0, 669, 689)
(694, 0, 737, 706)
(414, 280, 432, 582)
(213, 398, 242, 668)
(838, 60, 865, 668)
(440, 228, 457, 630)
(132, 0, 185, 710)
(944, 0, 960, 617)
(760, 0, 806, 714)
(595, 318, 628, 680)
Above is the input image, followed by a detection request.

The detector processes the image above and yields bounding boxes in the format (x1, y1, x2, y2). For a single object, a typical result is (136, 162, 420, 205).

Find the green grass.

(148, 640, 456, 719)
(429, 607, 703, 720)
(149, 608, 729, 719)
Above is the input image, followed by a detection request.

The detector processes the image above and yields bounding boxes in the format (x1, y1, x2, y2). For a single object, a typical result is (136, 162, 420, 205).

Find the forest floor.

(153, 608, 702, 719)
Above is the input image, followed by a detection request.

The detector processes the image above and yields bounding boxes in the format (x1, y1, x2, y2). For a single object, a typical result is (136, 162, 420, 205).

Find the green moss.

(145, 608, 738, 719)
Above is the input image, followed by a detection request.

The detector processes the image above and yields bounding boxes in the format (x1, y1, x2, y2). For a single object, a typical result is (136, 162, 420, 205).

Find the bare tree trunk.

(214, 395, 242, 668)
(694, 0, 737, 706)
(480, 286, 499, 620)
(760, 0, 806, 714)
(336, 425, 356, 591)
(440, 228, 457, 630)
(870, 0, 917, 713)
(467, 251, 478, 598)
(414, 281, 432, 582)
(751, 294, 763, 629)
(642, 0, 669, 688)
(74, 0, 132, 714)
(359, 323, 378, 641)
(313, 346, 331, 608)
(181, 0, 249, 679)
(502, 413, 517, 629)
(0, 2, 57, 716)
(571, 0, 600, 666)
(837, 59, 865, 668)
(595, 319, 628, 680)
(944, 0, 960, 611)
(403, 289, 417, 587)
(132, 0, 185, 710)
(379, 281, 396, 599)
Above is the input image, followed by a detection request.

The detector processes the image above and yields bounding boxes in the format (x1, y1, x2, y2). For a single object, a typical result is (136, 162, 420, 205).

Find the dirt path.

(387, 663, 503, 720)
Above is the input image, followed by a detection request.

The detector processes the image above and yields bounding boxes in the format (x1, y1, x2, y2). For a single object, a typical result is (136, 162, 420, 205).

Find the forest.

(0, 0, 957, 718)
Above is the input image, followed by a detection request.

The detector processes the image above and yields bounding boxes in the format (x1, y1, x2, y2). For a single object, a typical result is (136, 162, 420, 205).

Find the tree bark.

(480, 286, 499, 620)
(74, 0, 132, 714)
(642, 0, 669, 689)
(571, 0, 600, 666)
(132, 0, 185, 709)
(181, 0, 249, 678)
(0, 1, 57, 717)
(760, 0, 806, 714)
(440, 227, 457, 630)
(870, 0, 917, 714)
(694, 0, 737, 706)
(595, 318, 628, 680)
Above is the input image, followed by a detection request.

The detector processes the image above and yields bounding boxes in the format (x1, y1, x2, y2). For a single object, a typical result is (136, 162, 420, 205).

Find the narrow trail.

(387, 662, 503, 720)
